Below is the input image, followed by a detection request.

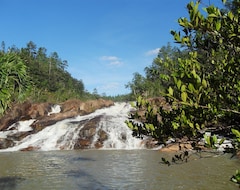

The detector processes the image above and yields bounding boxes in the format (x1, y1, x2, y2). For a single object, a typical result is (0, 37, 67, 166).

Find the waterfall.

(92, 103, 144, 149)
(0, 102, 144, 151)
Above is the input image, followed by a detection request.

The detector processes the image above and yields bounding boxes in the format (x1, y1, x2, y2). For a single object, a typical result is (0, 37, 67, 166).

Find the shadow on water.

(71, 156, 96, 162)
(65, 169, 110, 190)
(0, 176, 24, 190)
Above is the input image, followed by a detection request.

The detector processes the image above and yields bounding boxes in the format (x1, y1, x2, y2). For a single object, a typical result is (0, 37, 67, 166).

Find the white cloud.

(145, 48, 160, 56)
(109, 60, 122, 65)
(100, 55, 123, 66)
(100, 56, 118, 61)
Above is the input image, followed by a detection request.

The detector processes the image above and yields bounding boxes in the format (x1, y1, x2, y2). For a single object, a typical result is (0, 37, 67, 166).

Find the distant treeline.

(0, 41, 131, 114)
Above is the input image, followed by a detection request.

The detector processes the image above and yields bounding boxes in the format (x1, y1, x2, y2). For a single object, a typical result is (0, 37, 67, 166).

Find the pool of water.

(0, 150, 239, 190)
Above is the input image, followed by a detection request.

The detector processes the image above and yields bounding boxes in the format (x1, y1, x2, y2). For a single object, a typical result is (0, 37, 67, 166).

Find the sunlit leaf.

(172, 121, 179, 130)
(177, 80, 182, 89)
(188, 83, 195, 92)
(189, 122, 194, 128)
(181, 92, 187, 102)
(181, 84, 186, 92)
(216, 21, 221, 31)
(232, 129, 240, 138)
(202, 79, 207, 88)
(208, 13, 217, 18)
(168, 87, 174, 96)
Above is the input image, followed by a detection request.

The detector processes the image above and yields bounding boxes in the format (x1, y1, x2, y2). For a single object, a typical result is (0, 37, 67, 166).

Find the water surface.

(0, 150, 239, 190)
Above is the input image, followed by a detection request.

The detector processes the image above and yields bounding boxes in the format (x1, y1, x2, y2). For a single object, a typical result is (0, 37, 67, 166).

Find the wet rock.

(98, 129, 108, 142)
(60, 99, 84, 113)
(92, 129, 108, 149)
(0, 101, 32, 131)
(7, 131, 33, 141)
(30, 99, 114, 132)
(94, 141, 104, 149)
(0, 101, 52, 132)
(0, 98, 114, 150)
(27, 102, 52, 119)
(0, 138, 15, 149)
(143, 138, 159, 149)
(30, 110, 79, 132)
(74, 116, 109, 149)
(61, 98, 114, 115)
(74, 116, 102, 149)
(74, 139, 91, 149)
(20, 146, 39, 151)
(160, 143, 193, 152)
(0, 99, 113, 133)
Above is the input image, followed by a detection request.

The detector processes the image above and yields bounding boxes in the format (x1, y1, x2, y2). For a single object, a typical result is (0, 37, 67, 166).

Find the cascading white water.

(92, 103, 144, 149)
(0, 102, 144, 151)
(48, 104, 61, 115)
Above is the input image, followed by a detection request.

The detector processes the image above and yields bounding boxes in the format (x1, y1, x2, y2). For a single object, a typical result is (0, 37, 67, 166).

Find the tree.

(26, 41, 37, 57)
(0, 53, 31, 114)
(144, 43, 185, 96)
(126, 72, 148, 97)
(1, 41, 5, 53)
(225, 0, 240, 13)
(128, 0, 240, 141)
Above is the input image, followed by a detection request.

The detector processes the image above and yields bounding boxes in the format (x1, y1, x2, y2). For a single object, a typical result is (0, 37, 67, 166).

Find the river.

(0, 150, 239, 190)
(0, 103, 239, 189)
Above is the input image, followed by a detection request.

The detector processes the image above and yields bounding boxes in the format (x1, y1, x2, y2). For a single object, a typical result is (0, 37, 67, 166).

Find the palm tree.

(0, 53, 31, 114)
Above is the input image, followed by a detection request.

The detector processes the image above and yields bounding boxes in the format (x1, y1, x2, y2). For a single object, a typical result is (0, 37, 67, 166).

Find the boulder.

(6, 131, 33, 142)
(74, 115, 108, 149)
(0, 99, 114, 132)
(30, 99, 114, 132)
(60, 98, 114, 115)
(20, 146, 40, 151)
(26, 102, 52, 119)
(0, 138, 15, 149)
(0, 101, 32, 131)
(60, 99, 84, 113)
(30, 110, 79, 132)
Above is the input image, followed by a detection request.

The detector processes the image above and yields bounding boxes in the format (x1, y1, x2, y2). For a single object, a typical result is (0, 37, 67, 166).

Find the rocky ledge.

(0, 99, 114, 149)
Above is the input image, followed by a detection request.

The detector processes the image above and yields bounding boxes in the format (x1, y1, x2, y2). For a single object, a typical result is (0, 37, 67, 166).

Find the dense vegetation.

(0, 41, 86, 114)
(0, 41, 131, 115)
(126, 0, 240, 151)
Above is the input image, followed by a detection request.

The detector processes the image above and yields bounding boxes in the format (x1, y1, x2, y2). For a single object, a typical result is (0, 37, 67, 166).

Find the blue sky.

(0, 0, 223, 96)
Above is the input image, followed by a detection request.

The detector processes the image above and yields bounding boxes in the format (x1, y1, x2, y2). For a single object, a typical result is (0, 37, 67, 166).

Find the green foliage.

(204, 134, 219, 148)
(127, 1, 240, 142)
(232, 129, 240, 142)
(0, 53, 31, 114)
(4, 41, 87, 103)
(0, 40, 127, 116)
(231, 170, 240, 185)
(125, 72, 148, 98)
(231, 128, 240, 151)
(167, 0, 240, 133)
(126, 43, 184, 98)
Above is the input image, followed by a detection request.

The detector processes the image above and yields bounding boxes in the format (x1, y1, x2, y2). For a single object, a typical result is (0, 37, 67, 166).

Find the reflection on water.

(0, 150, 239, 190)
(0, 177, 25, 190)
